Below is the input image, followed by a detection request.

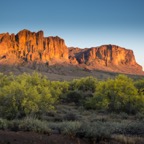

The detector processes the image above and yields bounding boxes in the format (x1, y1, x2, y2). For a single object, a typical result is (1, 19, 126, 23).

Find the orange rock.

(69, 45, 143, 74)
(0, 30, 143, 75)
(0, 29, 68, 63)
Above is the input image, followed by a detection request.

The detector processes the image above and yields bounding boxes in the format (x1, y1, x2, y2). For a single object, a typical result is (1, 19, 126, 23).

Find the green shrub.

(112, 121, 144, 136)
(0, 72, 57, 119)
(134, 79, 144, 94)
(63, 90, 83, 105)
(135, 113, 144, 121)
(1, 72, 144, 121)
(0, 118, 8, 130)
(123, 122, 144, 136)
(48, 121, 81, 136)
(8, 119, 20, 131)
(48, 122, 63, 132)
(69, 76, 98, 92)
(63, 112, 79, 121)
(19, 117, 51, 134)
(76, 121, 113, 142)
(84, 75, 144, 114)
(119, 112, 129, 119)
(62, 121, 81, 137)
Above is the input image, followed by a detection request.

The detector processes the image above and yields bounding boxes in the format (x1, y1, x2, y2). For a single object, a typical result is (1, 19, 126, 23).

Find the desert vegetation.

(0, 72, 144, 143)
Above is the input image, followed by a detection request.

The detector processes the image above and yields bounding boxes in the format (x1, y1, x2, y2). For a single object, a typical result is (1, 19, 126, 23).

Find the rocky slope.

(0, 29, 143, 75)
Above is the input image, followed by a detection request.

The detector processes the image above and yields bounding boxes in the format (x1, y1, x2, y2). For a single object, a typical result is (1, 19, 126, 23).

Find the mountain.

(0, 29, 68, 64)
(69, 45, 143, 74)
(0, 29, 143, 75)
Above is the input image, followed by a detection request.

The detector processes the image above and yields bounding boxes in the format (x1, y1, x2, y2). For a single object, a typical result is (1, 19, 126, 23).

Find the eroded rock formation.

(0, 29, 143, 75)
(0, 29, 68, 64)
(69, 45, 143, 74)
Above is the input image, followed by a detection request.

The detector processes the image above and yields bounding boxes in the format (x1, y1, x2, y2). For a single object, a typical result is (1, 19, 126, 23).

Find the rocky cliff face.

(69, 45, 143, 74)
(0, 29, 68, 64)
(0, 29, 143, 75)
(70, 45, 136, 66)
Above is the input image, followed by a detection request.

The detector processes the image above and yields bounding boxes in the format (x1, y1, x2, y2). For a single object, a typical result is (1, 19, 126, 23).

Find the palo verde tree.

(85, 75, 144, 114)
(69, 76, 98, 92)
(64, 76, 98, 105)
(134, 79, 144, 94)
(0, 72, 57, 119)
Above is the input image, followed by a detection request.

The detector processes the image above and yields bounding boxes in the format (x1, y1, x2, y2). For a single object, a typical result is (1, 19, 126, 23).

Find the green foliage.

(0, 72, 14, 87)
(123, 122, 144, 135)
(134, 79, 144, 94)
(1, 72, 144, 142)
(85, 75, 144, 114)
(0, 116, 144, 142)
(63, 76, 97, 105)
(63, 112, 79, 121)
(18, 117, 51, 134)
(3, 117, 51, 134)
(48, 121, 113, 141)
(0, 118, 8, 130)
(51, 81, 69, 101)
(135, 112, 144, 120)
(61, 121, 81, 137)
(63, 90, 83, 104)
(112, 121, 144, 136)
(0, 72, 57, 119)
(79, 122, 113, 141)
(0, 72, 144, 119)
(70, 76, 98, 92)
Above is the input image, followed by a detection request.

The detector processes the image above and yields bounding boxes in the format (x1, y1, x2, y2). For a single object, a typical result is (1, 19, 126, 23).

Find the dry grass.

(0, 63, 117, 81)
(0, 63, 143, 82)
(112, 135, 144, 144)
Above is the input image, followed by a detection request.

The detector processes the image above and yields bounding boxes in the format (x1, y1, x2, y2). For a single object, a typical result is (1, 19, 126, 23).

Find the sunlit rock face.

(0, 29, 68, 64)
(69, 45, 143, 74)
(75, 45, 136, 66)
(0, 29, 143, 75)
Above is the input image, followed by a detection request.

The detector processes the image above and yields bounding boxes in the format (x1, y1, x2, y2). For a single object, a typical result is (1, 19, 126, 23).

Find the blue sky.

(0, 0, 143, 68)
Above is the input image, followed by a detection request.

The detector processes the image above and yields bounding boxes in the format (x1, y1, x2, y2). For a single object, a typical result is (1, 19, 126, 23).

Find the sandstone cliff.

(0, 29, 143, 75)
(69, 45, 143, 74)
(0, 29, 68, 65)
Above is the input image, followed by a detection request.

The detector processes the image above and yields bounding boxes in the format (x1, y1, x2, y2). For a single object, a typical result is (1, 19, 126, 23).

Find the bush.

(7, 117, 51, 134)
(1, 117, 144, 142)
(78, 122, 113, 142)
(8, 120, 20, 131)
(69, 76, 98, 92)
(48, 121, 81, 136)
(135, 113, 144, 121)
(119, 112, 129, 119)
(84, 75, 144, 114)
(63, 90, 83, 105)
(0, 72, 57, 119)
(62, 121, 81, 137)
(123, 122, 144, 136)
(0, 118, 8, 130)
(19, 117, 51, 134)
(111, 121, 144, 136)
(63, 112, 79, 121)
(1, 72, 144, 121)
